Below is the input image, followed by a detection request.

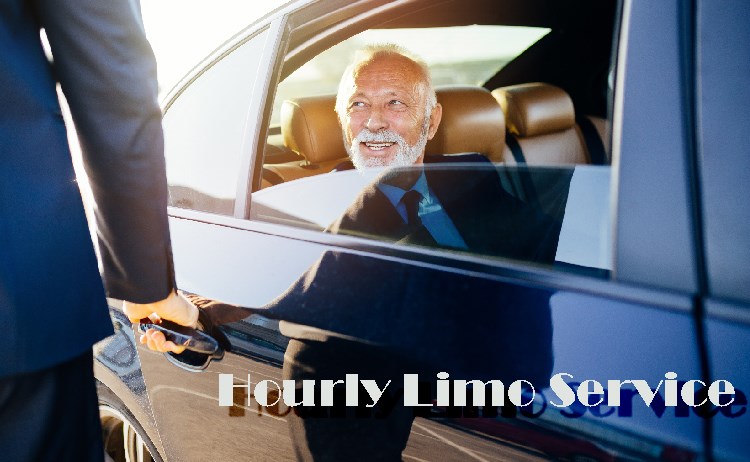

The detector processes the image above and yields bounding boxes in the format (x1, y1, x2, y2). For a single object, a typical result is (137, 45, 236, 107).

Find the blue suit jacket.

(0, 0, 173, 376)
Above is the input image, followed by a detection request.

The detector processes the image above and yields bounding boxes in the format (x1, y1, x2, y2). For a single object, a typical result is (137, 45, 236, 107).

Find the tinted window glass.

(252, 164, 612, 275)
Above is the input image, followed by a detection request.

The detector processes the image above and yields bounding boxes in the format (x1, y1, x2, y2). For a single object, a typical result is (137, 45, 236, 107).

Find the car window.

(252, 22, 614, 277)
(252, 164, 612, 274)
(162, 27, 270, 215)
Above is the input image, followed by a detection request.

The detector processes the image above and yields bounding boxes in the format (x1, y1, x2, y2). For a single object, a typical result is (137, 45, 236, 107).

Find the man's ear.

(427, 103, 442, 140)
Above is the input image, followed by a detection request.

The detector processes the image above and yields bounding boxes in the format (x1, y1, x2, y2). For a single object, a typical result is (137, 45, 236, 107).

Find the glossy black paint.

(91, 0, 750, 460)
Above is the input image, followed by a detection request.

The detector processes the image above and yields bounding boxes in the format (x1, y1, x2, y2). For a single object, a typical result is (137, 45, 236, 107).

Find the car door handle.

(137, 316, 226, 371)
(138, 318, 220, 355)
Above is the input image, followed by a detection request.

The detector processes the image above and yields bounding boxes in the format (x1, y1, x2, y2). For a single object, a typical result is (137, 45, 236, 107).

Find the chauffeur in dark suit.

(0, 0, 197, 459)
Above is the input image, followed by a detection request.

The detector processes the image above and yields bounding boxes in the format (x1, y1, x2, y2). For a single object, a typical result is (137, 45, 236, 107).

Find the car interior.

(256, 0, 617, 191)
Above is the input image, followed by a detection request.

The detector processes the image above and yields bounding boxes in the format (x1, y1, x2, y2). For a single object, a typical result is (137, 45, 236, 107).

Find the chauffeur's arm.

(33, 0, 202, 352)
(34, 0, 175, 303)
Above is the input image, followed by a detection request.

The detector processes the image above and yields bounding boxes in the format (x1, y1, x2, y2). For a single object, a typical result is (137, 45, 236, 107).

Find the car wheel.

(97, 381, 161, 462)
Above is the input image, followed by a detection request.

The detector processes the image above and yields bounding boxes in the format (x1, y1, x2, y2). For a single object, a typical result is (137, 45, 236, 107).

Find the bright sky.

(140, 0, 289, 97)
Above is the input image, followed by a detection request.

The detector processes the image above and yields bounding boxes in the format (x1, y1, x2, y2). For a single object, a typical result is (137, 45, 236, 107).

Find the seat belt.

(504, 132, 541, 205)
(576, 115, 607, 165)
(506, 133, 526, 164)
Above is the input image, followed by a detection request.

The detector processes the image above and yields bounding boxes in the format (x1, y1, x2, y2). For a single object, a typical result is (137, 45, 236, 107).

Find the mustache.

(354, 129, 406, 144)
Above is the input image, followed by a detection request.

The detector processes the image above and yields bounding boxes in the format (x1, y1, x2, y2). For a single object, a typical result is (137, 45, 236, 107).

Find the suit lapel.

(328, 182, 408, 241)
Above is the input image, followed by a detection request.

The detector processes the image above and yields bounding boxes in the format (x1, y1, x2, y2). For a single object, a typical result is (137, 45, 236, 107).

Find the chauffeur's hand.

(123, 290, 199, 354)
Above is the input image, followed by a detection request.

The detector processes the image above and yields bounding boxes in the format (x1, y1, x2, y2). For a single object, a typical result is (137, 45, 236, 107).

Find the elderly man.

(328, 44, 566, 261)
(335, 44, 442, 170)
(328, 44, 482, 251)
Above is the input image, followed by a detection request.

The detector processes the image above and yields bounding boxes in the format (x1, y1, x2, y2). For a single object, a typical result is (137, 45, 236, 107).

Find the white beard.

(347, 121, 430, 171)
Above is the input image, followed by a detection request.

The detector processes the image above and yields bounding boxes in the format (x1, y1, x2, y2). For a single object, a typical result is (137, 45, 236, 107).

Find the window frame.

(611, 0, 700, 295)
(244, 1, 620, 282)
(161, 24, 274, 217)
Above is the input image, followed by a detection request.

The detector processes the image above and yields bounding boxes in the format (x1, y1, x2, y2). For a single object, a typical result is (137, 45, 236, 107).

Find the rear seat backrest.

(266, 85, 508, 185)
(491, 82, 601, 165)
(265, 95, 348, 183)
(426, 85, 508, 162)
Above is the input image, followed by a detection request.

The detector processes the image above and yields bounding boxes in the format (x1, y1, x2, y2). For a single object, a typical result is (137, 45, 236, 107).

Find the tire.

(97, 381, 162, 462)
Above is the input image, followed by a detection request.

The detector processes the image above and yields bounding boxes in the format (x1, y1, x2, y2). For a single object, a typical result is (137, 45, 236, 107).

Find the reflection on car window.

(252, 164, 613, 276)
(255, 30, 613, 278)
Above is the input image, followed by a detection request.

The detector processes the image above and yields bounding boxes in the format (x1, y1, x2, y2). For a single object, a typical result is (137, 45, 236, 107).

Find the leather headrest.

(491, 83, 575, 137)
(281, 85, 506, 164)
(281, 95, 345, 164)
(426, 85, 505, 159)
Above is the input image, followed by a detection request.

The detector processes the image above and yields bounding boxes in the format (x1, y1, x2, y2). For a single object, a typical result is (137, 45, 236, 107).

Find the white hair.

(335, 43, 437, 123)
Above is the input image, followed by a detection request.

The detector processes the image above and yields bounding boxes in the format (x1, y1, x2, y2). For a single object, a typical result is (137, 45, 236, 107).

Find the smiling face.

(337, 52, 442, 170)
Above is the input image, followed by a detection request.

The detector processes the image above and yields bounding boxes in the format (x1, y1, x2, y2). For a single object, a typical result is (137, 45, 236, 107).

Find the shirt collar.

(377, 170, 431, 208)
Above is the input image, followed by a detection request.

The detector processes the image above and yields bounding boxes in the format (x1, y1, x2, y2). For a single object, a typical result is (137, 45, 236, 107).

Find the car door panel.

(136, 215, 702, 461)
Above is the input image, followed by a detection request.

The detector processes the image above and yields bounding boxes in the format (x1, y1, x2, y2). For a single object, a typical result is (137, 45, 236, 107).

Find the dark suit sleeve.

(32, 0, 174, 302)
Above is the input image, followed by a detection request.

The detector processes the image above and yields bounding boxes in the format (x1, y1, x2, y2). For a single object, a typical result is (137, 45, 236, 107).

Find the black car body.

(94, 0, 750, 461)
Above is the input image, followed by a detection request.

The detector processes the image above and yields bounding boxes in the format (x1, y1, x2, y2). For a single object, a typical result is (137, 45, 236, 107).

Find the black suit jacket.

(329, 165, 572, 264)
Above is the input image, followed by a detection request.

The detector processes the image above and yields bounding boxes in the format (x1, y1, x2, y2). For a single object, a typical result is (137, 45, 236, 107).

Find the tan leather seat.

(491, 82, 606, 165)
(426, 85, 508, 162)
(264, 85, 508, 185)
(264, 95, 349, 184)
